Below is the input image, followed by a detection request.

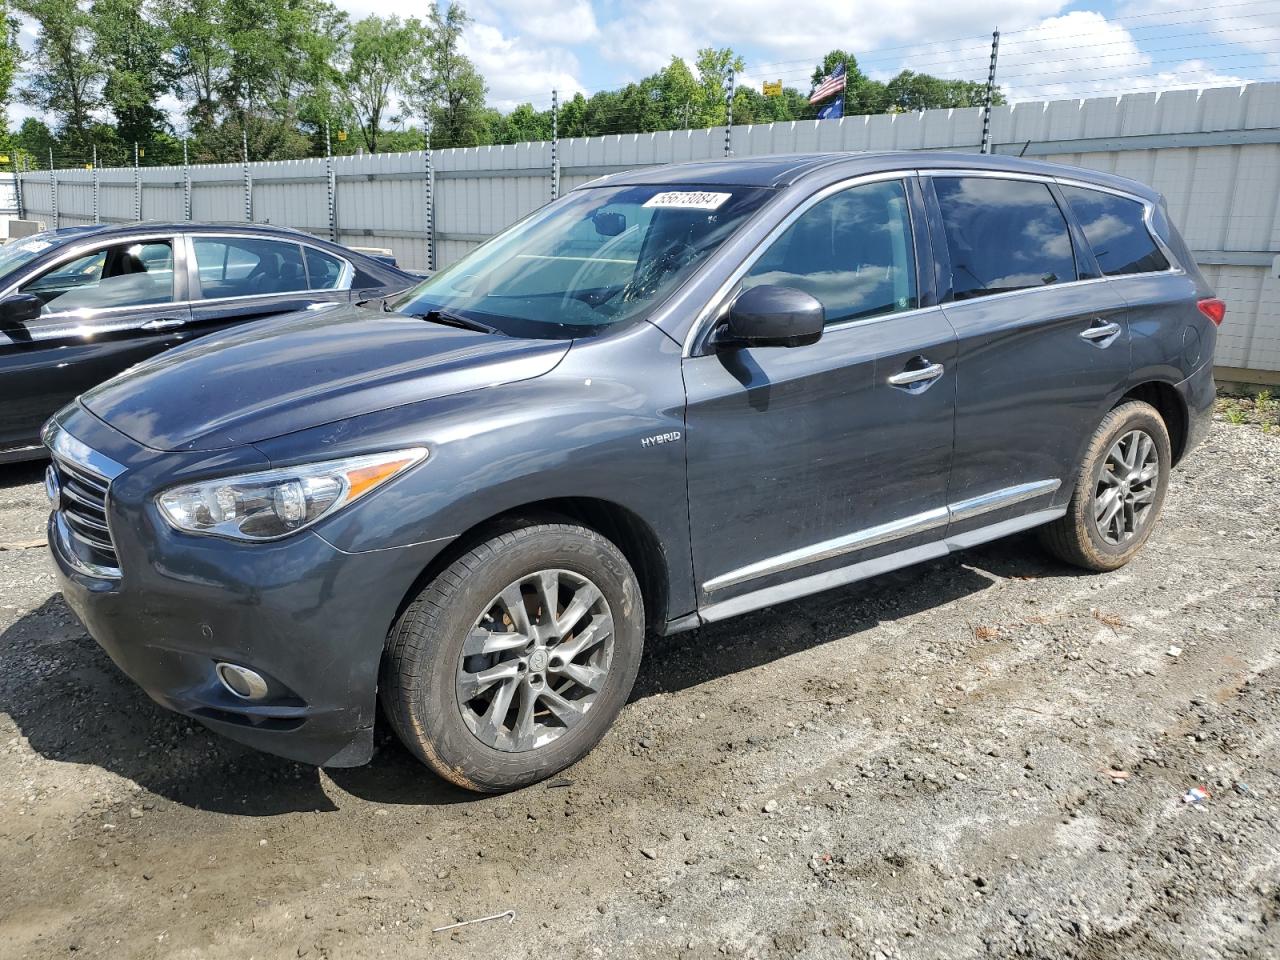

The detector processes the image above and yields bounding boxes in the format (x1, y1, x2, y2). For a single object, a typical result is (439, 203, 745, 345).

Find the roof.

(582, 151, 1162, 200)
(49, 220, 318, 239)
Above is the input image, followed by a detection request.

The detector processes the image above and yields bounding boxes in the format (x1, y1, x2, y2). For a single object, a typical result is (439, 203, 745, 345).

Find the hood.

(81, 303, 570, 451)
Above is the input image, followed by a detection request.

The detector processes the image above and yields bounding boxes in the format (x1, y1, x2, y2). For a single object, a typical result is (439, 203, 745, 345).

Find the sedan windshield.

(0, 233, 59, 277)
(388, 184, 774, 339)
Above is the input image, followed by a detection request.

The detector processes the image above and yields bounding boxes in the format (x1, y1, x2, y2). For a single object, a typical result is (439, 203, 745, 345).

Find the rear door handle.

(888, 361, 945, 389)
(1079, 320, 1121, 344)
(139, 317, 187, 331)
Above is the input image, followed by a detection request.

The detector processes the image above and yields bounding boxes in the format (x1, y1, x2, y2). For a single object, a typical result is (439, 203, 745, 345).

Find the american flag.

(809, 63, 847, 105)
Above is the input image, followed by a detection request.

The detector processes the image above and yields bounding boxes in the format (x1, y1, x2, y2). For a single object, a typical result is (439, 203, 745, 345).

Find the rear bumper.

(1175, 358, 1216, 462)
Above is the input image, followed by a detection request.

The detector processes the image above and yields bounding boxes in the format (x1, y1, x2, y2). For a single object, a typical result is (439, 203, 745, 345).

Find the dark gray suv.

(43, 152, 1220, 792)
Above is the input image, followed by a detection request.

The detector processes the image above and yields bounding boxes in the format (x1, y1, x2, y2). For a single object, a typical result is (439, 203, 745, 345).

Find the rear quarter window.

(1060, 186, 1170, 276)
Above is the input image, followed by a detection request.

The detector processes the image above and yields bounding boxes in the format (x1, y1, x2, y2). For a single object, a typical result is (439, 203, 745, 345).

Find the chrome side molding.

(703, 478, 1062, 594)
(703, 507, 949, 593)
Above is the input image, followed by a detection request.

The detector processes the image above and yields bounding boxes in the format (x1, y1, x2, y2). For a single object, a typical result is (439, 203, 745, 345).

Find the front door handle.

(888, 360, 945, 389)
(139, 317, 187, 331)
(1079, 320, 1122, 345)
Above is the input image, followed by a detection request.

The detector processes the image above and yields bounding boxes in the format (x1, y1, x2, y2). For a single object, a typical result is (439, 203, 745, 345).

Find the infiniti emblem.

(528, 649, 548, 672)
(44, 465, 61, 508)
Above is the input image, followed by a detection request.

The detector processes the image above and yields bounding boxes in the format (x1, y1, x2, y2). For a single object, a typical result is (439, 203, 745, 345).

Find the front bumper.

(46, 407, 452, 768)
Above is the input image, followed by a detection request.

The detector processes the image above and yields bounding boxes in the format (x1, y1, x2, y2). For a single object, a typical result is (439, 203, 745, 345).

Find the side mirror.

(721, 285, 824, 348)
(0, 293, 42, 327)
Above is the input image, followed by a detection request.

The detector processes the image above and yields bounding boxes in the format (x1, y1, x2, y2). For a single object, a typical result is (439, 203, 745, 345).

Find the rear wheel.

(380, 523, 644, 793)
(1039, 400, 1171, 571)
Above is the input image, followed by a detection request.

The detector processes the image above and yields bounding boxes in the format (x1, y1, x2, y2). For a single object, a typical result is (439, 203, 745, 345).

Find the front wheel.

(380, 523, 644, 793)
(1039, 400, 1172, 571)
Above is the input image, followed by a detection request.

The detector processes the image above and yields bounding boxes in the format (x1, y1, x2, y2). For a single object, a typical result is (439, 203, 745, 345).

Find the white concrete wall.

(17, 83, 1280, 374)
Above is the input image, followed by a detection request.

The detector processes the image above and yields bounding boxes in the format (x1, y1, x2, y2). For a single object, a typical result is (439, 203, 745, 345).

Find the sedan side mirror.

(721, 284, 824, 348)
(0, 293, 42, 328)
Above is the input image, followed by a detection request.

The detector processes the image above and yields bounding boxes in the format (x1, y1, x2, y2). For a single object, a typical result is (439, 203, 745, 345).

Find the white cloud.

(485, 0, 598, 43)
(461, 22, 585, 110)
(596, 0, 1067, 77)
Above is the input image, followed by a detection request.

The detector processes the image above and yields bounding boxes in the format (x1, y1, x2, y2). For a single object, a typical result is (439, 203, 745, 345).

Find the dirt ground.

(0, 417, 1277, 960)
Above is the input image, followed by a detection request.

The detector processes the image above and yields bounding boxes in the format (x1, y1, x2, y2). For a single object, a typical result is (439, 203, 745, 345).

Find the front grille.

(53, 456, 122, 578)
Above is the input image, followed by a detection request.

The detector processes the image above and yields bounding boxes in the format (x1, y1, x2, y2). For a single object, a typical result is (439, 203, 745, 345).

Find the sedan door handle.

(139, 317, 187, 331)
(888, 361, 945, 389)
(1079, 320, 1122, 344)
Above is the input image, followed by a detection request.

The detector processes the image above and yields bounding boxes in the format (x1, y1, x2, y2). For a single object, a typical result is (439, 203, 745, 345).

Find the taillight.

(1197, 298, 1226, 326)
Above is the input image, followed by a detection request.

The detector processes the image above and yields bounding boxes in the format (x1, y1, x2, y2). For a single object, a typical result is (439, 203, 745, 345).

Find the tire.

(380, 523, 644, 793)
(1039, 399, 1172, 572)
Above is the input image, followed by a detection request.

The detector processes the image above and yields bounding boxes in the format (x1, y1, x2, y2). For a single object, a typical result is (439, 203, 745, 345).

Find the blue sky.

(12, 0, 1280, 129)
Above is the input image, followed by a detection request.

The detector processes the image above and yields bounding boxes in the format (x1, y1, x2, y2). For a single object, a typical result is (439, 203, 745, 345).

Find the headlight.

(156, 448, 427, 541)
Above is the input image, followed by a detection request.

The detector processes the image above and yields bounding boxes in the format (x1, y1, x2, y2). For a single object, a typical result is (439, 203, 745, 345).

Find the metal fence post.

(182, 138, 192, 221)
(13, 152, 23, 221)
(325, 119, 337, 242)
(242, 127, 252, 222)
(92, 144, 99, 224)
(424, 117, 435, 273)
(133, 142, 142, 220)
(980, 29, 1001, 155)
(724, 69, 736, 157)
(48, 148, 58, 230)
(550, 88, 560, 202)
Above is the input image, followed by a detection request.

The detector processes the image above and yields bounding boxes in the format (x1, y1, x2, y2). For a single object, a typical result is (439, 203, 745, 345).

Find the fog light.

(215, 662, 269, 701)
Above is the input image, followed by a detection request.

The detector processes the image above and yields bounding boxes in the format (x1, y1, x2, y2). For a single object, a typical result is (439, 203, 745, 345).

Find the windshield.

(389, 184, 774, 339)
(0, 233, 60, 277)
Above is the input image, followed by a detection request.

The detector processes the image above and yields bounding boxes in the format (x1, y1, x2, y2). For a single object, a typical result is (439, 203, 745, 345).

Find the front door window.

(21, 240, 176, 315)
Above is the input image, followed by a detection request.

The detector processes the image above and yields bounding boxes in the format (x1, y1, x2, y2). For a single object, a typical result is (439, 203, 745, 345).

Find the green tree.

(155, 0, 227, 136)
(90, 0, 171, 151)
(17, 0, 103, 157)
(0, 2, 21, 141)
(884, 69, 1002, 111)
(14, 116, 56, 166)
(693, 47, 742, 127)
(341, 15, 425, 153)
(403, 2, 487, 148)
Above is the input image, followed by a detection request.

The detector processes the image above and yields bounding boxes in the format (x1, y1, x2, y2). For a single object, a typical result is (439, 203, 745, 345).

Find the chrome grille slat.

(64, 509, 111, 537)
(60, 462, 109, 494)
(64, 522, 115, 553)
(59, 484, 107, 515)
(49, 447, 122, 579)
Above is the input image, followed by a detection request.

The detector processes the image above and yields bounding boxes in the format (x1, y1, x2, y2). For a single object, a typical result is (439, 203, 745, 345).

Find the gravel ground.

(0, 419, 1277, 960)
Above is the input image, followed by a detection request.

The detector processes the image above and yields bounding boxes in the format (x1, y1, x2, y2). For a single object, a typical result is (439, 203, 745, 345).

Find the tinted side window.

(743, 179, 918, 325)
(21, 240, 176, 315)
(192, 238, 307, 299)
(934, 177, 1077, 300)
(1060, 186, 1169, 276)
(304, 247, 348, 290)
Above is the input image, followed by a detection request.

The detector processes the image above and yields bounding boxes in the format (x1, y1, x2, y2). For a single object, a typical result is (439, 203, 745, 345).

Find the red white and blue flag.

(809, 63, 847, 105)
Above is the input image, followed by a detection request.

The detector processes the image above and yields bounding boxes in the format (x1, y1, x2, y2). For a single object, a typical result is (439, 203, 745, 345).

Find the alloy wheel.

(1093, 428, 1160, 545)
(456, 569, 615, 753)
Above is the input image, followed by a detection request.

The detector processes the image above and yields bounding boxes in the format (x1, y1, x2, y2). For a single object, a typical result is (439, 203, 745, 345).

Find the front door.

(925, 174, 1131, 539)
(0, 234, 189, 453)
(683, 176, 957, 618)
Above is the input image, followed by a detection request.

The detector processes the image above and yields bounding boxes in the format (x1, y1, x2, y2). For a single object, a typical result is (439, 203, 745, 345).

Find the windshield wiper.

(414, 309, 498, 334)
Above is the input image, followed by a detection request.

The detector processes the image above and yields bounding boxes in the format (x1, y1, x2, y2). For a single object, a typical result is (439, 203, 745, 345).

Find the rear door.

(925, 173, 1129, 539)
(683, 175, 957, 615)
(0, 234, 189, 452)
(179, 234, 355, 345)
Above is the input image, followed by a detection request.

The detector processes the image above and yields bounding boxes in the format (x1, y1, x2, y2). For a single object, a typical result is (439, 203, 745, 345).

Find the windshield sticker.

(643, 191, 732, 210)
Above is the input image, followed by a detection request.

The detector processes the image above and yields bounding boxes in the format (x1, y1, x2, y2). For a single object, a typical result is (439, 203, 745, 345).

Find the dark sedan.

(0, 222, 417, 462)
